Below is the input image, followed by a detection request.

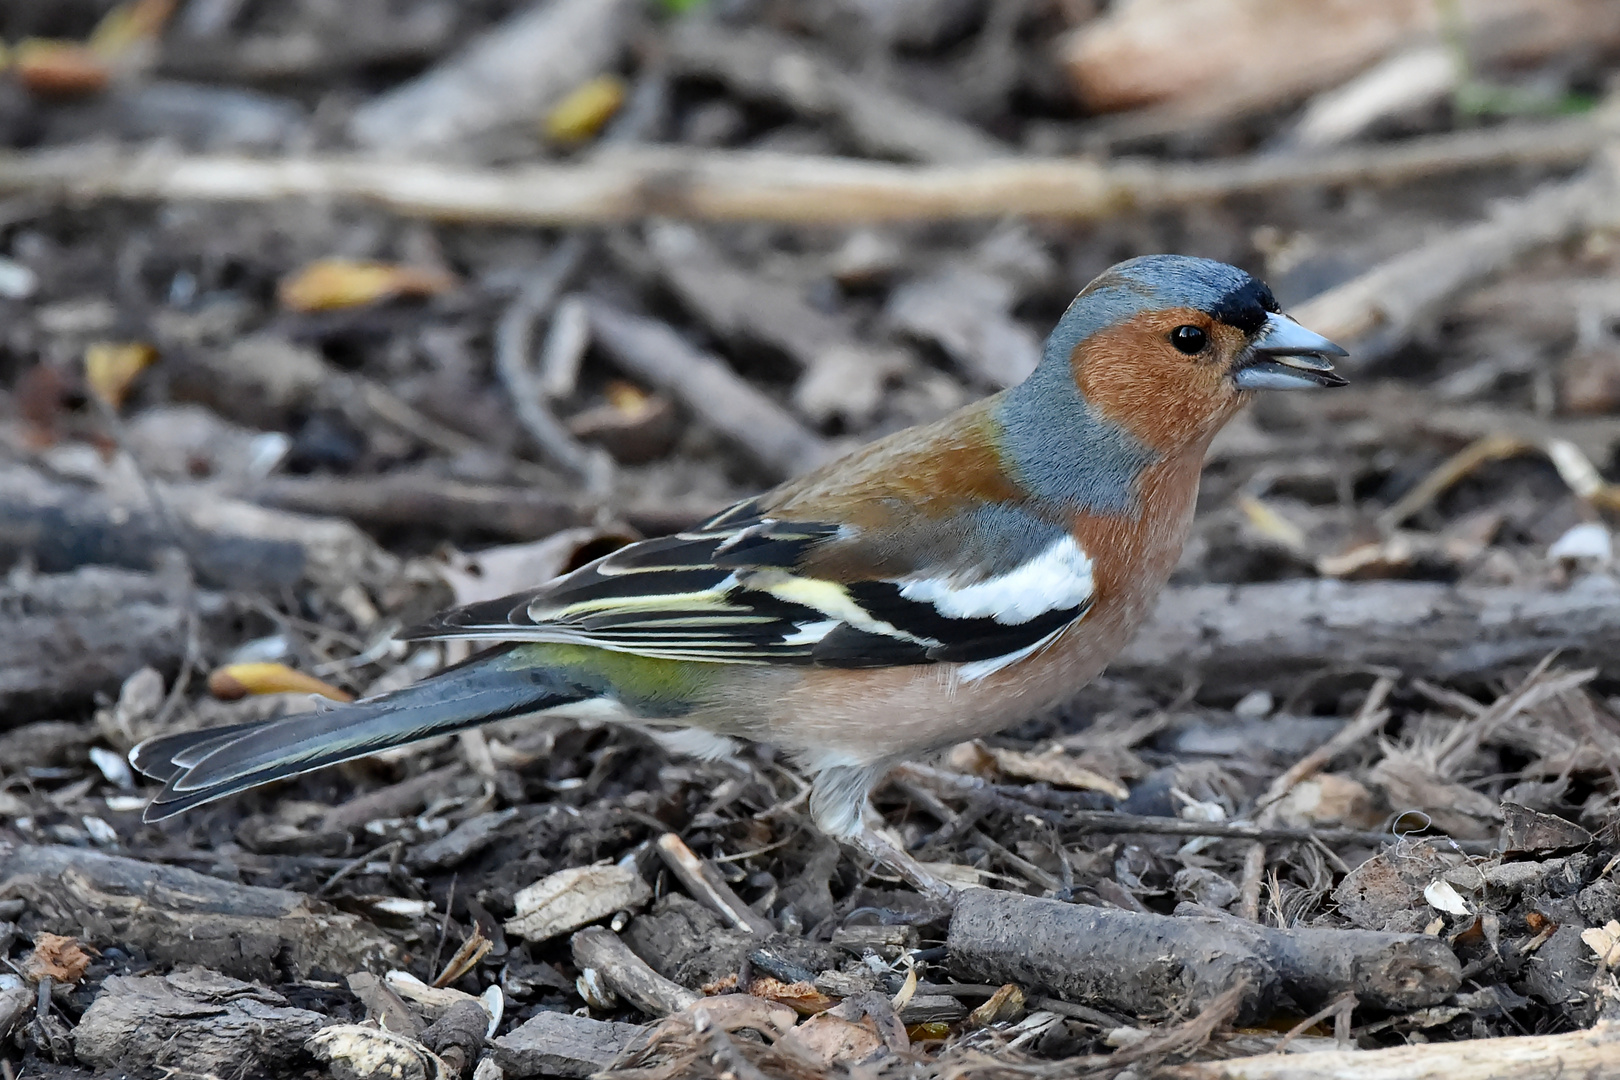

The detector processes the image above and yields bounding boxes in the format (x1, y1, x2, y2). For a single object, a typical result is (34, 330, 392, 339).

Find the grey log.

(0, 843, 399, 981)
(948, 889, 1278, 1023)
(1118, 575, 1620, 699)
(1172, 903, 1461, 1011)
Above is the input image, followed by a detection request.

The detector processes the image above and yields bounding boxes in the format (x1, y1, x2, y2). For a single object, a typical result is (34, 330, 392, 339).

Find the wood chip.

(504, 864, 652, 943)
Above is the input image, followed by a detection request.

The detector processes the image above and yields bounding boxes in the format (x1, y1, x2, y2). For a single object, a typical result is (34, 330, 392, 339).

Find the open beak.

(1231, 312, 1348, 390)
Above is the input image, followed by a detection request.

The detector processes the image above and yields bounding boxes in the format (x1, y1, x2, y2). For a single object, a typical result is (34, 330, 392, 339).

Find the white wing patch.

(899, 534, 1094, 625)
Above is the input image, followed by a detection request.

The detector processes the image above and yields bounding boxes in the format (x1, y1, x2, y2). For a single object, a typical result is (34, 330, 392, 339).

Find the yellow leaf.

(968, 984, 1024, 1028)
(90, 0, 176, 58)
(1582, 921, 1620, 967)
(1236, 494, 1308, 552)
(207, 662, 353, 703)
(604, 379, 653, 416)
(279, 259, 455, 313)
(544, 74, 627, 144)
(15, 39, 108, 96)
(84, 342, 156, 409)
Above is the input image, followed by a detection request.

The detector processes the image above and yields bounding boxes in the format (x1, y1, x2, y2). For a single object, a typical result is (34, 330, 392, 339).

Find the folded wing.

(404, 499, 1094, 678)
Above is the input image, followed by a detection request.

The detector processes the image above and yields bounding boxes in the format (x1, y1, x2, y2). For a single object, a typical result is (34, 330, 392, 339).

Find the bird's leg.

(811, 762, 957, 904)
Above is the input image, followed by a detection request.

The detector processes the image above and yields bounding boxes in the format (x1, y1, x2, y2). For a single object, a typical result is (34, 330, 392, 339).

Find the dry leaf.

(1236, 494, 1309, 553)
(1270, 774, 1378, 828)
(89, 0, 176, 57)
(778, 1012, 884, 1067)
(968, 983, 1025, 1028)
(1581, 920, 1620, 967)
(544, 74, 626, 143)
(278, 259, 455, 313)
(15, 39, 109, 96)
(84, 342, 156, 410)
(207, 662, 354, 703)
(746, 976, 835, 1016)
(23, 933, 95, 984)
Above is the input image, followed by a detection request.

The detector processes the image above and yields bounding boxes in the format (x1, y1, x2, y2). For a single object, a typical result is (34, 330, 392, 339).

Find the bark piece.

(74, 967, 329, 1078)
(947, 889, 1278, 1022)
(504, 864, 652, 943)
(0, 843, 400, 981)
(491, 1011, 648, 1079)
(1331, 842, 1453, 934)
(347, 972, 425, 1039)
(1500, 803, 1595, 855)
(410, 809, 522, 871)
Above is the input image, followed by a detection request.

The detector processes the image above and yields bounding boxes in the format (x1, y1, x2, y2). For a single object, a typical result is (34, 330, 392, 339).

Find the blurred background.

(1, 0, 1618, 573)
(5, 2, 1620, 1073)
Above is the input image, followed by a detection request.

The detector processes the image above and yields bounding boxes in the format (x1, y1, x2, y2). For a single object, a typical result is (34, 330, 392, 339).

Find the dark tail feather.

(131, 648, 586, 821)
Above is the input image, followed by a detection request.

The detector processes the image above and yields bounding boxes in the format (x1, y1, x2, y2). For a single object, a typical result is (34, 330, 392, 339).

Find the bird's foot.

(845, 825, 957, 905)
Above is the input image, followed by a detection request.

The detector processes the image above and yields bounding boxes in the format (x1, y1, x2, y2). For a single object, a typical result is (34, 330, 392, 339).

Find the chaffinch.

(132, 254, 1346, 899)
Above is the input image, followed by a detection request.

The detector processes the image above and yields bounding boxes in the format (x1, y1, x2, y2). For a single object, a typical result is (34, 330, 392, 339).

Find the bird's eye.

(1169, 325, 1207, 355)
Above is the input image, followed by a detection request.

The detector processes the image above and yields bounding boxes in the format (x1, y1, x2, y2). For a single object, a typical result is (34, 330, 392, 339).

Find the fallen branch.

(1171, 903, 1458, 1012)
(1294, 146, 1620, 360)
(947, 891, 1458, 1023)
(665, 22, 1006, 163)
(584, 298, 832, 480)
(0, 566, 232, 724)
(0, 463, 399, 595)
(246, 471, 718, 540)
(571, 926, 699, 1018)
(1120, 575, 1620, 699)
(0, 116, 1606, 225)
(1160, 1019, 1620, 1080)
(0, 844, 400, 982)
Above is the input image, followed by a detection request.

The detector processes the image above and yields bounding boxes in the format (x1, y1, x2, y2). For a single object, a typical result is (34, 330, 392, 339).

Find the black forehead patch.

(1208, 277, 1280, 335)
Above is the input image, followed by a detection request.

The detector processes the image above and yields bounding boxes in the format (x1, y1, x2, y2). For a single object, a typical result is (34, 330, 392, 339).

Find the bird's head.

(1044, 254, 1346, 454)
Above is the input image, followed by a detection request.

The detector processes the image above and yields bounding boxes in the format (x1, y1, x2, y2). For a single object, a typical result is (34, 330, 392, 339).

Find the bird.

(131, 254, 1346, 899)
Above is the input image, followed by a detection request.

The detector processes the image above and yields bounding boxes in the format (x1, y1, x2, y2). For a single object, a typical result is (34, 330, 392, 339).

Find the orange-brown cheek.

(1072, 310, 1238, 453)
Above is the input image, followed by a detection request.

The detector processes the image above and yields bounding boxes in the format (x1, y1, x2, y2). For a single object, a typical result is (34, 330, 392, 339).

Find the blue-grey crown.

(1041, 255, 1279, 369)
(993, 256, 1278, 515)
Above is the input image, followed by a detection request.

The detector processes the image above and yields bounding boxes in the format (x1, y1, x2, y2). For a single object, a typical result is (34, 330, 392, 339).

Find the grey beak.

(1231, 312, 1348, 390)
